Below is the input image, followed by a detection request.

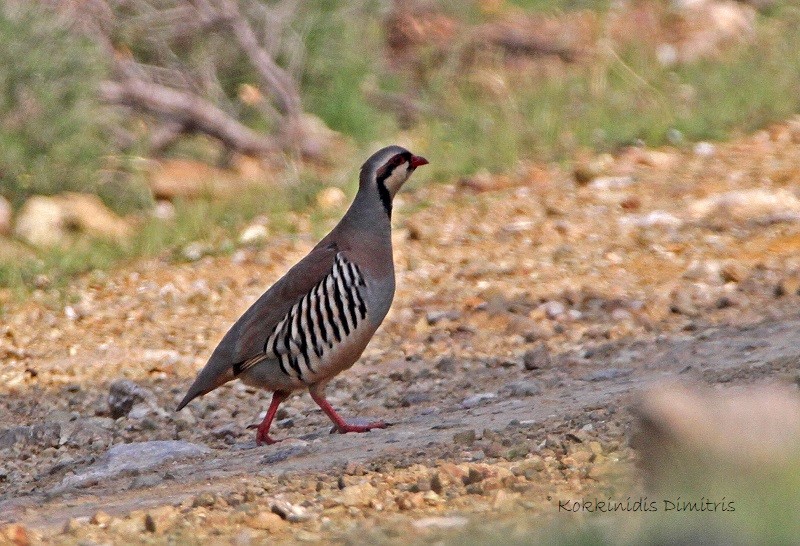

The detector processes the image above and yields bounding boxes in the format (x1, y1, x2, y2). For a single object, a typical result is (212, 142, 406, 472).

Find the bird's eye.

(391, 155, 407, 167)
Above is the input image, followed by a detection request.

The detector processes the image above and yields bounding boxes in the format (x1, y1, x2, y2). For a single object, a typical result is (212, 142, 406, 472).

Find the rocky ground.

(2, 124, 800, 544)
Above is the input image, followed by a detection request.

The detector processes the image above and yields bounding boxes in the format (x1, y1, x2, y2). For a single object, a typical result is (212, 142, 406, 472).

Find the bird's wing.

(176, 244, 338, 410)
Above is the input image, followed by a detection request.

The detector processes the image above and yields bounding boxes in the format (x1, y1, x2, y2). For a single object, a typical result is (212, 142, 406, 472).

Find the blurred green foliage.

(4, 0, 800, 295)
(0, 3, 150, 213)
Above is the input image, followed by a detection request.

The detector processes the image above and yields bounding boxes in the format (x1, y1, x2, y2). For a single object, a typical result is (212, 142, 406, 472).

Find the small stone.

(504, 380, 542, 397)
(462, 467, 484, 486)
(461, 393, 496, 409)
(271, 498, 310, 522)
(426, 310, 460, 325)
(523, 344, 551, 370)
(430, 473, 444, 495)
(776, 275, 800, 297)
(182, 241, 207, 261)
(574, 154, 613, 184)
(239, 224, 269, 245)
(246, 511, 287, 532)
(152, 200, 176, 220)
(396, 492, 425, 510)
(62, 518, 86, 535)
(588, 176, 634, 190)
(338, 483, 377, 507)
(465, 483, 485, 495)
(693, 141, 715, 157)
(435, 357, 457, 373)
(543, 301, 565, 319)
(453, 430, 477, 446)
(0, 423, 60, 451)
(108, 379, 155, 418)
(193, 492, 216, 508)
(91, 511, 112, 526)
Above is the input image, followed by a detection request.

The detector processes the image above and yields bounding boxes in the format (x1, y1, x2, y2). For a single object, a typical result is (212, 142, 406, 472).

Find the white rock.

(0, 196, 11, 235)
(543, 300, 566, 319)
(182, 242, 207, 261)
(689, 189, 800, 223)
(620, 211, 683, 229)
(153, 200, 176, 220)
(461, 392, 497, 409)
(693, 141, 715, 157)
(14, 196, 65, 246)
(239, 224, 269, 245)
(588, 176, 635, 190)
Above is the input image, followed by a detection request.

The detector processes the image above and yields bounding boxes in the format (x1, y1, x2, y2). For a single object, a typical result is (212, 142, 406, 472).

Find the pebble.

(0, 423, 60, 451)
(523, 344, 552, 370)
(182, 241, 207, 261)
(337, 482, 377, 507)
(504, 380, 542, 397)
(270, 498, 310, 522)
(246, 511, 287, 532)
(193, 492, 217, 507)
(108, 379, 156, 419)
(543, 301, 565, 319)
(693, 141, 715, 157)
(239, 224, 269, 245)
(588, 176, 634, 190)
(461, 393, 497, 409)
(452, 430, 477, 446)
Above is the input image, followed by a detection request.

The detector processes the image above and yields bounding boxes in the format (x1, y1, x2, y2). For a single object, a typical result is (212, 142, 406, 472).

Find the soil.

(2, 126, 800, 543)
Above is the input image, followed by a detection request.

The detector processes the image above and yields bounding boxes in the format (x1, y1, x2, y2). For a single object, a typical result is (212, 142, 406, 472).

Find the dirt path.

(3, 313, 798, 533)
(3, 129, 800, 542)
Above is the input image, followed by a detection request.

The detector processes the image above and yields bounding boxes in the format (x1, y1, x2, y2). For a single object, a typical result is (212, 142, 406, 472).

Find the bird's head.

(360, 145, 428, 216)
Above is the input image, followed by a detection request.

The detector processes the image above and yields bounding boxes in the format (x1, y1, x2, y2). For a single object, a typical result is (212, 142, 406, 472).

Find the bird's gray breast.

(238, 252, 386, 388)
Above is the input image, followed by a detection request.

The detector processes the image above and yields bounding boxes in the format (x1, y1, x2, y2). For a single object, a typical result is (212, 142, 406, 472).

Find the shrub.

(0, 3, 148, 212)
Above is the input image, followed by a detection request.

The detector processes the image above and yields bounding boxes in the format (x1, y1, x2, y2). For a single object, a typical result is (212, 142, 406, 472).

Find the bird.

(176, 145, 428, 445)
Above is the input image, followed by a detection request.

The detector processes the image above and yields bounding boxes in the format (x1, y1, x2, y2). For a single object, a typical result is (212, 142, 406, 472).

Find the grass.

(412, 3, 800, 179)
(4, 1, 800, 298)
(0, 178, 334, 306)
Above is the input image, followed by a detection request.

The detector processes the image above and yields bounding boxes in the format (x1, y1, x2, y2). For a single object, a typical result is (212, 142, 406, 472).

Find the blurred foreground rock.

(632, 383, 800, 481)
(14, 193, 130, 246)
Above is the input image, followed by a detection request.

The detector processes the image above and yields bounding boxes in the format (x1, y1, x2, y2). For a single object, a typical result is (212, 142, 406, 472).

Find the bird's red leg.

(309, 388, 386, 433)
(256, 390, 289, 445)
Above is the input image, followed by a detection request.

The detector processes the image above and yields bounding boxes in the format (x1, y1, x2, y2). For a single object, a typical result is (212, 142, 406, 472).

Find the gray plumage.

(176, 145, 428, 444)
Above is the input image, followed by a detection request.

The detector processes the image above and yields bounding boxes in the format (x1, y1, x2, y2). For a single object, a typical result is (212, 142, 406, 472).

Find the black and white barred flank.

(234, 253, 367, 382)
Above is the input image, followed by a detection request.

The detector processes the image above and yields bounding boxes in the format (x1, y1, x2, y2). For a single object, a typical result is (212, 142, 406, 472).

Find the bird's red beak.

(410, 155, 429, 168)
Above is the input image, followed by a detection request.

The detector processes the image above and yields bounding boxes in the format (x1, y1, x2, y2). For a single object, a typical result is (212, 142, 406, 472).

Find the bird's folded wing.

(176, 244, 338, 408)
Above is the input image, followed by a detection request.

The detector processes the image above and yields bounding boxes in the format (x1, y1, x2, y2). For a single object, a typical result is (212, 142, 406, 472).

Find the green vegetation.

(0, 3, 150, 213)
(3, 1, 800, 297)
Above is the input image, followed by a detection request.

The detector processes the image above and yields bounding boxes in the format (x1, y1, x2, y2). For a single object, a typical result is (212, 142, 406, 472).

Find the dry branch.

(99, 79, 278, 156)
(48, 0, 308, 157)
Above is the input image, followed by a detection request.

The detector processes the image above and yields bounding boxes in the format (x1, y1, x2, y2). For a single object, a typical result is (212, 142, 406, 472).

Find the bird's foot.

(255, 430, 283, 446)
(330, 419, 388, 434)
(254, 423, 285, 446)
